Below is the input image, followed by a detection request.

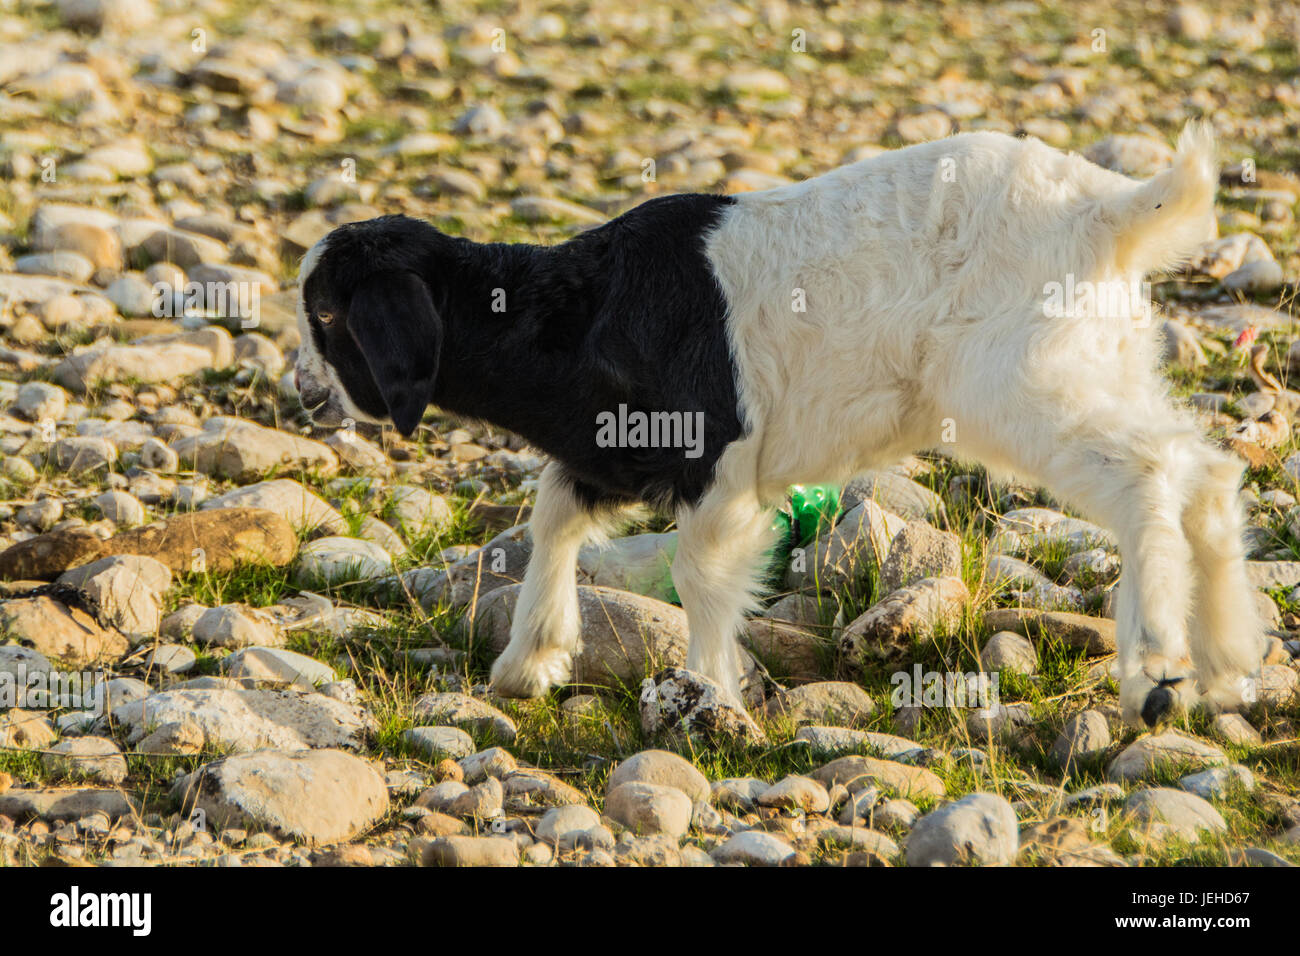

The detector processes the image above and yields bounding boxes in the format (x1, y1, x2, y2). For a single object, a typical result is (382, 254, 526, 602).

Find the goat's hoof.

(490, 648, 571, 699)
(1140, 685, 1178, 728)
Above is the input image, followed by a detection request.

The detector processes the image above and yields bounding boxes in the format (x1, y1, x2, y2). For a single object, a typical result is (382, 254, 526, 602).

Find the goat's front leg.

(491, 463, 621, 698)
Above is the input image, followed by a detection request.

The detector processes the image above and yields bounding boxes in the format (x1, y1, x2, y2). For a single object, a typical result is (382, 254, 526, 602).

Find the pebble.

(906, 793, 1019, 867)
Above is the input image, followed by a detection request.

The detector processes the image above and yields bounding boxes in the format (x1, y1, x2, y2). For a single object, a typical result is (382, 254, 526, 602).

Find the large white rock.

(173, 748, 388, 845)
(111, 688, 375, 751)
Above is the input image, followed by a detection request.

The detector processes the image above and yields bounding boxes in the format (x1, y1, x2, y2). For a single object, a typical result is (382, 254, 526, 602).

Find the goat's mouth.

(296, 378, 345, 427)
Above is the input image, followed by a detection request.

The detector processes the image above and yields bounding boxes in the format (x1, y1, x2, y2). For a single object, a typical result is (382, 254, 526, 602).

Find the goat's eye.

(317, 312, 334, 326)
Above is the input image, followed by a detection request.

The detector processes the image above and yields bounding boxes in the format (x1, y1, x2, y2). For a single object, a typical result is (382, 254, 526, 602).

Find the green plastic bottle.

(765, 483, 842, 580)
(788, 483, 841, 546)
(667, 484, 842, 604)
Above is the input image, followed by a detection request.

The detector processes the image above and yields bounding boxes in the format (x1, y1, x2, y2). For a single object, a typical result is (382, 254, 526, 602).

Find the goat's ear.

(348, 271, 442, 437)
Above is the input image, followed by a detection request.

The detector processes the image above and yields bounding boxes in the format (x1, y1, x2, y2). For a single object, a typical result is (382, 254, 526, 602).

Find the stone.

(1179, 765, 1255, 801)
(393, 524, 531, 611)
(842, 471, 945, 522)
(0, 787, 134, 822)
(1211, 713, 1262, 747)
(202, 480, 346, 534)
(0, 596, 128, 667)
(53, 343, 214, 394)
(757, 775, 830, 814)
(1050, 710, 1112, 769)
(0, 644, 52, 684)
(607, 750, 709, 803)
(93, 490, 145, 526)
(906, 793, 1019, 866)
(153, 603, 204, 642)
(386, 485, 453, 538)
(876, 799, 921, 830)
(1125, 787, 1227, 844)
(42, 736, 127, 785)
(57, 556, 170, 639)
(878, 521, 962, 593)
(743, 616, 827, 681)
(112, 688, 374, 752)
(296, 536, 393, 586)
(639, 667, 765, 743)
(445, 776, 503, 820)
(458, 747, 517, 784)
(721, 68, 791, 97)
(412, 692, 517, 743)
(895, 110, 952, 144)
(765, 681, 876, 727)
(0, 709, 57, 748)
(784, 500, 906, 592)
(401, 726, 476, 761)
(577, 532, 677, 602)
(138, 227, 227, 268)
(710, 830, 795, 866)
(137, 719, 205, 755)
(982, 608, 1116, 655)
(536, 805, 602, 848)
(50, 436, 117, 472)
(191, 604, 282, 649)
(172, 419, 337, 481)
(839, 576, 970, 665)
(12, 381, 67, 423)
(0, 527, 106, 580)
(1161, 320, 1207, 367)
(174, 748, 388, 845)
(819, 826, 900, 859)
(605, 782, 693, 837)
(1258, 664, 1298, 706)
(476, 585, 700, 689)
(107, 508, 297, 573)
(796, 726, 921, 760)
(421, 835, 518, 867)
(711, 778, 769, 813)
(15, 251, 94, 282)
(509, 196, 605, 225)
(502, 769, 585, 811)
(1167, 3, 1212, 41)
(1108, 730, 1227, 782)
(18, 499, 64, 532)
(222, 647, 335, 691)
(1083, 135, 1174, 178)
(325, 431, 389, 476)
(811, 755, 946, 800)
(979, 630, 1039, 675)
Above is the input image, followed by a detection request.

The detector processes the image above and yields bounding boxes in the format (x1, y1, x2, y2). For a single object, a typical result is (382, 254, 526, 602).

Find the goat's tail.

(1100, 121, 1217, 276)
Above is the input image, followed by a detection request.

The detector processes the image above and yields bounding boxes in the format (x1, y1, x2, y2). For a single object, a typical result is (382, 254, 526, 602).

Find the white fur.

(687, 122, 1260, 722)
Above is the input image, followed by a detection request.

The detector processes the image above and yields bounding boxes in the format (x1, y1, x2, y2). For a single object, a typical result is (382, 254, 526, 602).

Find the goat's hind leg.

(1022, 414, 1201, 726)
(1181, 442, 1263, 711)
(491, 463, 629, 698)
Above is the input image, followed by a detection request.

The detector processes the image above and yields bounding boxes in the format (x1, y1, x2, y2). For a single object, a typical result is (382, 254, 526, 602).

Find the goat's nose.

(294, 368, 301, 391)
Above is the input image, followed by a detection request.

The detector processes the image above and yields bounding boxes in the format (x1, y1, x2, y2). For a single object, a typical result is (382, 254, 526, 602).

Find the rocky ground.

(0, 0, 1298, 867)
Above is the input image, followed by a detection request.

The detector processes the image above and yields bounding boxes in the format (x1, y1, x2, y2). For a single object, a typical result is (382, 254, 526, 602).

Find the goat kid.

(295, 123, 1262, 727)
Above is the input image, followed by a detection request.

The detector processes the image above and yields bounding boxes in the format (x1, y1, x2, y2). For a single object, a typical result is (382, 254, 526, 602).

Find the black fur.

(301, 194, 744, 508)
